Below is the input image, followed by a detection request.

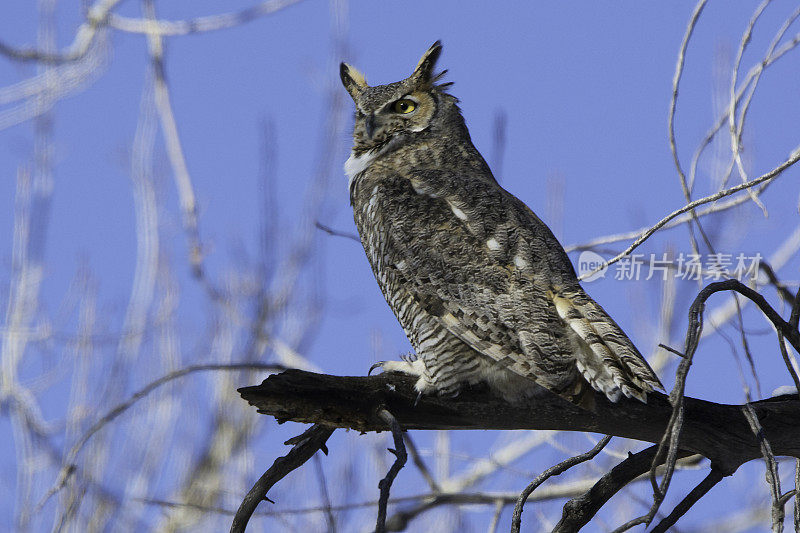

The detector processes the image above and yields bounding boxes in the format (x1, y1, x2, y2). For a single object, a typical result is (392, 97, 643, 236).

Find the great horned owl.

(341, 41, 663, 405)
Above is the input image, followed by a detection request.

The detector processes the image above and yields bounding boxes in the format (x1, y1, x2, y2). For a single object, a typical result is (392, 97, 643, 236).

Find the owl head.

(341, 41, 459, 156)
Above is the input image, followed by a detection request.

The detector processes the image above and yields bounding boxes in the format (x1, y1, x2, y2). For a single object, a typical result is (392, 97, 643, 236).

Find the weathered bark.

(239, 369, 800, 474)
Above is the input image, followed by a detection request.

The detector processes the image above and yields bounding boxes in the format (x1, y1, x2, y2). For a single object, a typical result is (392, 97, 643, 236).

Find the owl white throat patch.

(344, 150, 377, 188)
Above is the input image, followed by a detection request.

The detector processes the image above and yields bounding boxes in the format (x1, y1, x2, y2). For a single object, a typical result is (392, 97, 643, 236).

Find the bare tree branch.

(403, 432, 441, 493)
(0, 0, 120, 63)
(315, 222, 360, 243)
(650, 468, 725, 533)
(795, 460, 800, 531)
(668, 0, 708, 258)
(777, 331, 800, 400)
(108, 0, 306, 36)
(376, 409, 407, 533)
(490, 109, 507, 182)
(761, 262, 798, 308)
(554, 445, 693, 531)
(230, 424, 334, 533)
(312, 454, 336, 533)
(690, 280, 800, 354)
(578, 152, 800, 279)
(724, 0, 771, 212)
(143, 0, 213, 290)
(612, 278, 800, 531)
(791, 286, 800, 332)
(239, 370, 800, 472)
(510, 435, 611, 533)
(743, 403, 784, 532)
(141, 482, 602, 519)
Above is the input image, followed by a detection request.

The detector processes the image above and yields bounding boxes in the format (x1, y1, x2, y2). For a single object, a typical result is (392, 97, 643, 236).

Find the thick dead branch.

(239, 369, 800, 475)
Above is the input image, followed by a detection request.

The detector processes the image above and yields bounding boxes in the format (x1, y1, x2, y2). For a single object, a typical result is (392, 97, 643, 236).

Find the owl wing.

(377, 170, 662, 401)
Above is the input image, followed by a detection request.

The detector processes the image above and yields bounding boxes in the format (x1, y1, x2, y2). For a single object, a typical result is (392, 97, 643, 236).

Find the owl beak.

(365, 113, 376, 139)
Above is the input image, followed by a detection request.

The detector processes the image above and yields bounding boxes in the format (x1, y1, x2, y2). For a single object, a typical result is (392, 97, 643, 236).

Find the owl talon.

(369, 358, 426, 377)
(369, 361, 387, 376)
(414, 390, 423, 407)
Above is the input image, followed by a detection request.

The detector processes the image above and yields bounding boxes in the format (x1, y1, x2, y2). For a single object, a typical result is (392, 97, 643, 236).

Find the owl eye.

(392, 99, 417, 114)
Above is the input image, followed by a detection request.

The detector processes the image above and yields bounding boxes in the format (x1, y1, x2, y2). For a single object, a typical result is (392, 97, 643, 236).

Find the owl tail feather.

(552, 291, 663, 404)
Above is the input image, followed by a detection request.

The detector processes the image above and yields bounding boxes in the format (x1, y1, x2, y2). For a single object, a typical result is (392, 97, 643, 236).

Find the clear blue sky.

(2, 1, 800, 530)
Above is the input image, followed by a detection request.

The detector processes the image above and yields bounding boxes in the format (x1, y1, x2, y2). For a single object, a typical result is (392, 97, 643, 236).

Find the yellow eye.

(392, 99, 416, 114)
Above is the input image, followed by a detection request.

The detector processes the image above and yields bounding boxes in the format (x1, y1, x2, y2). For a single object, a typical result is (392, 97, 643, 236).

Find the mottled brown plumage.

(342, 42, 663, 405)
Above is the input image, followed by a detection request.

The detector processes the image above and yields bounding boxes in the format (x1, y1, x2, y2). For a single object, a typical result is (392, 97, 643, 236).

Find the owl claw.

(368, 361, 387, 376)
(369, 358, 425, 377)
(414, 390, 423, 407)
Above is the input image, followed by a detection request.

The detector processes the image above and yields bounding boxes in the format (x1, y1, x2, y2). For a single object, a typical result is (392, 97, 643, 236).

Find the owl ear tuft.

(411, 41, 443, 83)
(340, 63, 368, 99)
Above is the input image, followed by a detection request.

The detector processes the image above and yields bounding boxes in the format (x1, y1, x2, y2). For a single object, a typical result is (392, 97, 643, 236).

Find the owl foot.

(369, 355, 425, 377)
(369, 356, 435, 403)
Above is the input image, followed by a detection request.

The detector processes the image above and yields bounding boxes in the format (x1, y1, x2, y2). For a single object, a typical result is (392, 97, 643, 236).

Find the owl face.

(341, 42, 443, 156)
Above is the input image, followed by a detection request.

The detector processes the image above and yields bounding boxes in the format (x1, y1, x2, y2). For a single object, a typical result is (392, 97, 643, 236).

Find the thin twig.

(312, 454, 337, 533)
(376, 409, 407, 533)
(736, 293, 764, 399)
(565, 183, 776, 253)
(650, 468, 725, 533)
(795, 459, 800, 531)
(0, 0, 121, 63)
(143, 0, 217, 293)
(791, 286, 800, 331)
(779, 489, 798, 506)
(658, 343, 687, 359)
(761, 262, 798, 307)
(140, 482, 599, 518)
(668, 0, 708, 259)
(694, 280, 800, 353)
(230, 424, 334, 533)
(491, 109, 507, 182)
(487, 499, 504, 533)
(729, 2, 800, 202)
(743, 403, 784, 532)
(778, 331, 800, 400)
(510, 435, 612, 533)
(403, 432, 441, 493)
(699, 228, 800, 342)
(724, 0, 771, 213)
(578, 150, 800, 280)
(689, 27, 800, 193)
(108, 0, 306, 36)
(315, 222, 360, 243)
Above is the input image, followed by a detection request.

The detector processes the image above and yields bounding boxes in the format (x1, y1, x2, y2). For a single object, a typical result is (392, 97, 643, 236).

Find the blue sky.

(2, 1, 800, 531)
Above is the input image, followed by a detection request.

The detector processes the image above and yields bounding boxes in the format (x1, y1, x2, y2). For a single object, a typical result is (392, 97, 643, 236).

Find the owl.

(341, 41, 663, 406)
